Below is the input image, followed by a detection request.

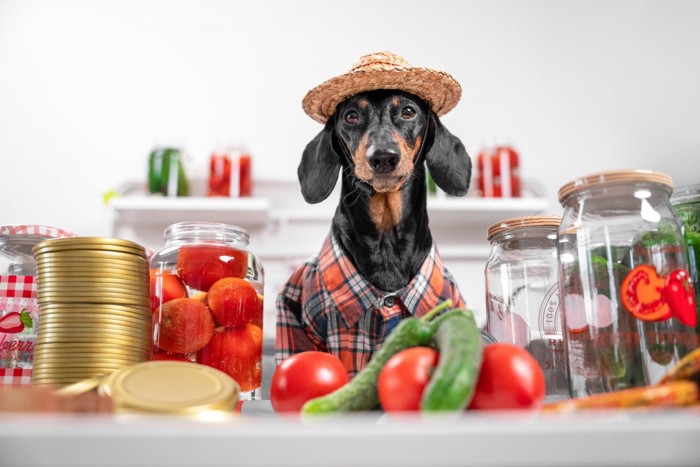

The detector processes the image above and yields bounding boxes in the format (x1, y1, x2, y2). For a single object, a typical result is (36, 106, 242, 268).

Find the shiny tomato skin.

(149, 269, 187, 311)
(207, 277, 260, 327)
(270, 351, 349, 413)
(197, 324, 263, 392)
(177, 245, 249, 292)
(377, 347, 439, 412)
(468, 343, 545, 410)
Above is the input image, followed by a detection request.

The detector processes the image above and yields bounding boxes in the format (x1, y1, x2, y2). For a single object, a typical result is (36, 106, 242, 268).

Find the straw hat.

(302, 51, 462, 124)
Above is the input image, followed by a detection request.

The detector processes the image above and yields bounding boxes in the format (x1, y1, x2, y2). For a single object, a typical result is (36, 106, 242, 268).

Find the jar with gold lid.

(485, 215, 568, 401)
(557, 169, 698, 398)
(150, 222, 264, 400)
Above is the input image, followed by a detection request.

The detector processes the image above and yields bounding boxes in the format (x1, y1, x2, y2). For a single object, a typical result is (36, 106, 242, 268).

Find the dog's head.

(298, 89, 471, 203)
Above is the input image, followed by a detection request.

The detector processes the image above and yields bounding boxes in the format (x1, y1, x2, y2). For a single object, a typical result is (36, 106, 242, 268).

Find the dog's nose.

(367, 149, 400, 174)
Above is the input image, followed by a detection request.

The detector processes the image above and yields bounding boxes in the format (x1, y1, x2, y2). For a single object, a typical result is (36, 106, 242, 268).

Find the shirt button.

(383, 295, 396, 307)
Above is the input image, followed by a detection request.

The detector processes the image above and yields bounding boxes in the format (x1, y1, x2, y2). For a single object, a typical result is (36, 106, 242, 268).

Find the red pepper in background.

(477, 145, 521, 198)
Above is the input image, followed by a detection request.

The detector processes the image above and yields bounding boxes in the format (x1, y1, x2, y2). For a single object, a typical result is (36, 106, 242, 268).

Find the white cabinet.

(107, 179, 551, 336)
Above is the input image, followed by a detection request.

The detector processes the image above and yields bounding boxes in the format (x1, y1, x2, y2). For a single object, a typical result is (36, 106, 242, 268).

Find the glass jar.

(208, 146, 252, 198)
(150, 222, 264, 400)
(558, 170, 698, 398)
(670, 184, 700, 335)
(485, 215, 568, 401)
(0, 225, 75, 383)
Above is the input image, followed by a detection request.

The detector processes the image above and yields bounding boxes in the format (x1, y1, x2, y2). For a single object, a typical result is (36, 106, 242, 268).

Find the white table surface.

(1, 402, 699, 467)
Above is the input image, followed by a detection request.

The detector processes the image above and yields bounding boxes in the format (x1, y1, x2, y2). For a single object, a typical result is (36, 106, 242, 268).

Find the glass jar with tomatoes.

(557, 170, 698, 398)
(671, 184, 700, 336)
(149, 222, 264, 400)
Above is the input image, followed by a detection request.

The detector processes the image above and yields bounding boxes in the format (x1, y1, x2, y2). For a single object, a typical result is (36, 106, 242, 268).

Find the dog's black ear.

(424, 113, 471, 197)
(298, 119, 341, 204)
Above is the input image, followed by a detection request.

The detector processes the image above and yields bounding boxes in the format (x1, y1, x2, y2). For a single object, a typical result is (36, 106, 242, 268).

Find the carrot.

(542, 381, 698, 413)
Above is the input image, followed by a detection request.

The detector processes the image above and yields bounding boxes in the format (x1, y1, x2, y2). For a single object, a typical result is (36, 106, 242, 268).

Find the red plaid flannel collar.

(318, 234, 446, 329)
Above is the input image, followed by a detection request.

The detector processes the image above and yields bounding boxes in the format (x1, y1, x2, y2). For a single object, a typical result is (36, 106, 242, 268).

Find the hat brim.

(302, 67, 462, 124)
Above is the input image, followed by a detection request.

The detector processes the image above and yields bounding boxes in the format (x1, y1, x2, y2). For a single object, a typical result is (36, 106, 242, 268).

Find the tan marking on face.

(353, 133, 373, 181)
(358, 99, 369, 109)
(369, 191, 403, 232)
(392, 97, 400, 107)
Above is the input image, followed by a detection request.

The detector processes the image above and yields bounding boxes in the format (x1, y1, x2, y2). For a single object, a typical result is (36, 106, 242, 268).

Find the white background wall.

(2, 0, 699, 234)
(1, 0, 699, 257)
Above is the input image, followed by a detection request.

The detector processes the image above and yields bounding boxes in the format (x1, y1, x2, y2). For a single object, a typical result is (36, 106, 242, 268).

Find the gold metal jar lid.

(558, 169, 673, 205)
(101, 361, 240, 414)
(487, 215, 561, 242)
(33, 237, 147, 257)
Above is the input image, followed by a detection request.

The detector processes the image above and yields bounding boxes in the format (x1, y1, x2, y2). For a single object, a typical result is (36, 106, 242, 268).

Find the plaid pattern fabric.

(276, 234, 464, 377)
(0, 368, 32, 385)
(0, 224, 75, 238)
(0, 275, 36, 299)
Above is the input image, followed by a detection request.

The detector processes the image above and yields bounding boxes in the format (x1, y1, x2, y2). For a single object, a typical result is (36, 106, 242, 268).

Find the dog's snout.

(367, 149, 399, 173)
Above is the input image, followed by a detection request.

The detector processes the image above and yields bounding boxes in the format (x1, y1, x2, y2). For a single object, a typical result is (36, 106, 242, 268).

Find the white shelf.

(1, 407, 698, 466)
(426, 195, 552, 226)
(109, 196, 271, 230)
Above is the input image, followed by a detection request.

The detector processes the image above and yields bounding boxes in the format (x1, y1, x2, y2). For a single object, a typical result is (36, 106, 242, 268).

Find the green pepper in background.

(148, 147, 190, 197)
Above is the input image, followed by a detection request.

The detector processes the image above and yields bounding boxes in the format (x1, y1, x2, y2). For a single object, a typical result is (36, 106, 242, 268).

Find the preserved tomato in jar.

(477, 145, 521, 198)
(150, 222, 264, 399)
(208, 147, 252, 198)
(557, 170, 698, 398)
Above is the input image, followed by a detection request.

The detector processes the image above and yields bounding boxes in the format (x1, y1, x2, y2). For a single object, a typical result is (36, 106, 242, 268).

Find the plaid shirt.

(275, 233, 464, 377)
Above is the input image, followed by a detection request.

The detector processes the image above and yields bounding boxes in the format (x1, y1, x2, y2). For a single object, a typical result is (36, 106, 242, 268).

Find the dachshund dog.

(276, 88, 471, 375)
(299, 89, 471, 290)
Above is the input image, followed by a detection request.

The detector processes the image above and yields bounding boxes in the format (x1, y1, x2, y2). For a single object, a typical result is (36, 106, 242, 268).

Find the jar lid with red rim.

(0, 225, 76, 239)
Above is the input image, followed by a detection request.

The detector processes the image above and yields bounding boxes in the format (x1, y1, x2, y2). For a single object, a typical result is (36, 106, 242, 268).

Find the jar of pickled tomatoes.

(149, 222, 264, 400)
(557, 169, 698, 398)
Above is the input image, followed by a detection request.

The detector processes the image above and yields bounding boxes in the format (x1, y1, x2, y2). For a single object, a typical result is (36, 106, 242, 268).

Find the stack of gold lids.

(31, 237, 152, 387)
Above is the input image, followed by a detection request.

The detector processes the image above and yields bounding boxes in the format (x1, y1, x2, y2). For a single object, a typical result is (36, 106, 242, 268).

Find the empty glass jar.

(485, 215, 568, 401)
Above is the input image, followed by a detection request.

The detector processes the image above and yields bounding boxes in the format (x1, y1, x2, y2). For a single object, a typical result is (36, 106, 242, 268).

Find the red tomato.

(154, 298, 215, 354)
(177, 245, 248, 292)
(149, 269, 187, 311)
(207, 277, 260, 327)
(377, 347, 439, 412)
(469, 343, 545, 410)
(197, 324, 263, 392)
(270, 351, 349, 413)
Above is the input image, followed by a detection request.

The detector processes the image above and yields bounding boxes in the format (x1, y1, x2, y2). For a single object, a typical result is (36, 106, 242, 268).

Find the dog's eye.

(344, 110, 359, 125)
(401, 106, 417, 120)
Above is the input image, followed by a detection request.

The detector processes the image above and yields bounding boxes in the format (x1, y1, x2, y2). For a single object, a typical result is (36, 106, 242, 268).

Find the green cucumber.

(421, 309, 483, 411)
(301, 316, 434, 414)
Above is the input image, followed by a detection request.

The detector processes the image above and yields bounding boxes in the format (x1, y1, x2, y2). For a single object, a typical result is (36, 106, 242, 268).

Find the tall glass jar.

(670, 184, 700, 336)
(558, 170, 698, 398)
(485, 216, 568, 401)
(150, 222, 264, 400)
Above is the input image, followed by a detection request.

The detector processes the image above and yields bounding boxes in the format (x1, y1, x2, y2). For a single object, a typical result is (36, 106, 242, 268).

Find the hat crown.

(349, 51, 411, 73)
